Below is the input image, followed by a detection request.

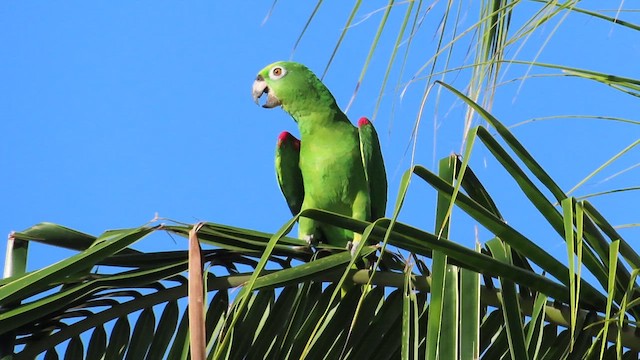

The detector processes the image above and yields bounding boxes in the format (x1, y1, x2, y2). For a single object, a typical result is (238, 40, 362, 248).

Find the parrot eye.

(269, 66, 287, 80)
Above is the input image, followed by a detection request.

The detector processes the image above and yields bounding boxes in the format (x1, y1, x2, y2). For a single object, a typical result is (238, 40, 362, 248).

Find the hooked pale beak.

(252, 74, 281, 108)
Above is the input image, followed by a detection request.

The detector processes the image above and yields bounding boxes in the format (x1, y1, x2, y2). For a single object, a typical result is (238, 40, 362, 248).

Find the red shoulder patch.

(278, 131, 292, 142)
(358, 117, 371, 127)
(277, 131, 300, 149)
(277, 131, 290, 146)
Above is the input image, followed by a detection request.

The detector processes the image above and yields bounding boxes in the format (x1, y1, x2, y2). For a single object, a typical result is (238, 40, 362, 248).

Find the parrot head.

(252, 61, 337, 116)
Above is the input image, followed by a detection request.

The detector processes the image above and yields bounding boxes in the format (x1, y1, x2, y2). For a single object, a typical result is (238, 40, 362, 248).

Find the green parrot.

(252, 61, 387, 251)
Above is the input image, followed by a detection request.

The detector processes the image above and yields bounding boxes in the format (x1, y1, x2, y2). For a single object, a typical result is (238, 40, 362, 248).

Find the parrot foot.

(348, 241, 359, 258)
(303, 234, 318, 247)
(291, 234, 316, 252)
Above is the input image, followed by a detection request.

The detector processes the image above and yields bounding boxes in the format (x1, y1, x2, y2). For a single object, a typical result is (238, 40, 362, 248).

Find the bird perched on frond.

(252, 61, 387, 253)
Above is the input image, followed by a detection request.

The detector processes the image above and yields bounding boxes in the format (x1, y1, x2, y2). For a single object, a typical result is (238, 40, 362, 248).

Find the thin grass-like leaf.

(389, 0, 423, 130)
(124, 307, 155, 360)
(283, 282, 329, 358)
(525, 292, 548, 359)
(511, 114, 640, 129)
(290, 0, 323, 59)
(232, 289, 274, 354)
(350, 290, 402, 359)
(575, 201, 585, 345)
(490, 59, 640, 97)
(166, 305, 190, 360)
(453, 155, 503, 219)
(570, 312, 596, 359)
(440, 265, 459, 360)
(321, 0, 362, 80)
(43, 348, 59, 360)
(345, 0, 394, 113)
(531, 1, 640, 31)
(205, 291, 228, 355)
(85, 326, 107, 360)
(425, 158, 454, 360)
(459, 245, 480, 360)
(64, 336, 83, 360)
(486, 238, 528, 360)
(146, 300, 179, 360)
(618, 269, 640, 358)
(465, 0, 513, 141)
(343, 286, 385, 358)
(582, 201, 640, 270)
(562, 197, 578, 351)
(104, 316, 130, 360)
(261, 0, 278, 25)
(481, 313, 509, 359)
(372, 0, 414, 121)
(567, 139, 640, 195)
(246, 286, 297, 358)
(576, 186, 640, 202)
(401, 268, 411, 360)
(600, 240, 621, 358)
(305, 285, 360, 360)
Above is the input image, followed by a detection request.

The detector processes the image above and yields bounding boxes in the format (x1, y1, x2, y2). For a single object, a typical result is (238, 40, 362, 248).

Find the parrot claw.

(303, 234, 317, 247)
(292, 234, 316, 252)
(348, 241, 359, 258)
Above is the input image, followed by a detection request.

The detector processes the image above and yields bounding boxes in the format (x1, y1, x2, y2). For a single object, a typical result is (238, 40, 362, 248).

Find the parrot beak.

(252, 75, 281, 108)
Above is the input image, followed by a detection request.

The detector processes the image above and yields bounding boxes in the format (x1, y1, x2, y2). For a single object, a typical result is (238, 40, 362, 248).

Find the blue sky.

(2, 2, 639, 281)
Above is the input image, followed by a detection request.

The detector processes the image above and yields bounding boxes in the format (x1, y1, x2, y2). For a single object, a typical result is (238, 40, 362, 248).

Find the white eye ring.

(269, 66, 287, 80)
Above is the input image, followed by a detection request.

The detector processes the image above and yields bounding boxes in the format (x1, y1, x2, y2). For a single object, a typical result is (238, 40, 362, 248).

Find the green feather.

(275, 131, 304, 215)
(358, 117, 387, 221)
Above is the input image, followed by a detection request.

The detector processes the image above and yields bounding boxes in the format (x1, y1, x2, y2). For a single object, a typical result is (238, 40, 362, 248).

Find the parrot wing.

(275, 131, 305, 215)
(358, 117, 387, 220)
